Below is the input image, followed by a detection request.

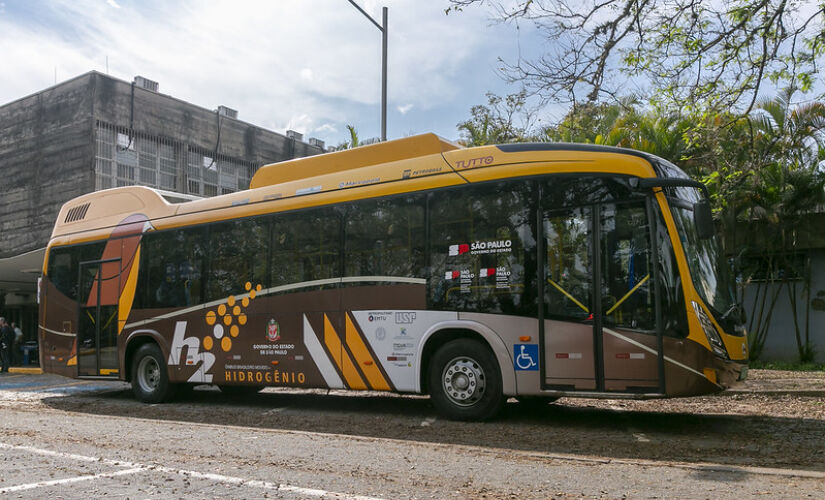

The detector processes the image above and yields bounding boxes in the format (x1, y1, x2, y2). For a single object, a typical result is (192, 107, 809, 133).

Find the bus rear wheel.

(428, 338, 505, 421)
(131, 343, 176, 404)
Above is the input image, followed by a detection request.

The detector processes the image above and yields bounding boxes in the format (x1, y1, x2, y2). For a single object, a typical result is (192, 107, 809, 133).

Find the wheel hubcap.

(442, 356, 485, 407)
(137, 357, 160, 393)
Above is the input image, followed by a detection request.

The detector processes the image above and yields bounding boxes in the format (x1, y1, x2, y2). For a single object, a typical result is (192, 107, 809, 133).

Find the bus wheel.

(428, 339, 504, 421)
(131, 343, 175, 404)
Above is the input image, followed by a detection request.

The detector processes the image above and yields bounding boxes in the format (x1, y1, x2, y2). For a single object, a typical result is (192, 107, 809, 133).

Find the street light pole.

(347, 1, 388, 142)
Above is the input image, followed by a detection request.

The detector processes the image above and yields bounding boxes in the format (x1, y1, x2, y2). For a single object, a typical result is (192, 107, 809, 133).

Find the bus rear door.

(77, 259, 121, 377)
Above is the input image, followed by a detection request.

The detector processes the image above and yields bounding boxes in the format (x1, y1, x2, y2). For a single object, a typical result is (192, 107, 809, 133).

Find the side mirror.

(693, 199, 715, 239)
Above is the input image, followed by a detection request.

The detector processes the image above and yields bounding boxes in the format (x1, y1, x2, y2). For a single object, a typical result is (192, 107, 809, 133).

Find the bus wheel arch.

(419, 324, 515, 396)
(425, 334, 505, 421)
(123, 332, 167, 383)
(130, 342, 176, 403)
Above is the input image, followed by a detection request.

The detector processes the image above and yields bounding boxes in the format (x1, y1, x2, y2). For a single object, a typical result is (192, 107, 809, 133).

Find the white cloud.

(314, 123, 337, 134)
(0, 0, 530, 144)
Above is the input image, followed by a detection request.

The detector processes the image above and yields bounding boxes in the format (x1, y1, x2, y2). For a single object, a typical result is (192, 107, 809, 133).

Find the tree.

(448, 1, 825, 114)
(738, 88, 825, 361)
(333, 124, 362, 150)
(457, 91, 535, 146)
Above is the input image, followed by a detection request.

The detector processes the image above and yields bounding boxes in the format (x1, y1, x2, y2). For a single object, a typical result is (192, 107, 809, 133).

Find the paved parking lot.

(1, 370, 824, 498)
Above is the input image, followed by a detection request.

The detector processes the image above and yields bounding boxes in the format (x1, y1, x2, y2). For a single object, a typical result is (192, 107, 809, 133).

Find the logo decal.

(267, 319, 281, 342)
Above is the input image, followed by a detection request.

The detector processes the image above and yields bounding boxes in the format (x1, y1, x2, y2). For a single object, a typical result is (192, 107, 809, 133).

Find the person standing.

(0, 318, 12, 372)
(11, 322, 22, 365)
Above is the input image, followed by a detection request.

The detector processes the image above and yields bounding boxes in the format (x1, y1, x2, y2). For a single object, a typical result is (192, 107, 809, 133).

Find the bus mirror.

(693, 199, 715, 239)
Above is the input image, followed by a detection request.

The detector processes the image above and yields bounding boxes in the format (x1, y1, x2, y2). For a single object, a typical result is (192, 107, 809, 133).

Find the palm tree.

(743, 88, 825, 361)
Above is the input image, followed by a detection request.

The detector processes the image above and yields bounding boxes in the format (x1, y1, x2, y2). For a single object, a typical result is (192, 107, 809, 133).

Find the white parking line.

(0, 468, 145, 494)
(0, 442, 383, 499)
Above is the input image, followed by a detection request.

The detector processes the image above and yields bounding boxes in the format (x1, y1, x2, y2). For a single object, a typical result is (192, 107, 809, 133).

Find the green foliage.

(748, 359, 825, 371)
(456, 91, 535, 146)
(334, 124, 361, 150)
(447, 1, 825, 115)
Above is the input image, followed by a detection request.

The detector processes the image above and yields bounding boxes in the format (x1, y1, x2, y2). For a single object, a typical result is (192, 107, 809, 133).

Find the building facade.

(0, 71, 324, 348)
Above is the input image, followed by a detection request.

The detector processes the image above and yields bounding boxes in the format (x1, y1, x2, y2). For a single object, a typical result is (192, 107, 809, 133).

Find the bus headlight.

(692, 301, 728, 359)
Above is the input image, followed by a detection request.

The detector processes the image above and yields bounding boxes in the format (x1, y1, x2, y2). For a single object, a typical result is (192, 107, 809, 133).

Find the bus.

(38, 133, 748, 420)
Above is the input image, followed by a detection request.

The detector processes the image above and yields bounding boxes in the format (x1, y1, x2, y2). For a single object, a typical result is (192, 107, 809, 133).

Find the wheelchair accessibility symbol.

(513, 344, 538, 371)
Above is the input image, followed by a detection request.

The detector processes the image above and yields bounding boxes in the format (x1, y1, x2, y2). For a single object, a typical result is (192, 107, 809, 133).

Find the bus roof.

(250, 133, 463, 188)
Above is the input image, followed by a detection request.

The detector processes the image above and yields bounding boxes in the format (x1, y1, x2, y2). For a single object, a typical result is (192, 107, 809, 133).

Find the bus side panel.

(662, 336, 726, 396)
(40, 279, 78, 378)
(123, 283, 430, 390)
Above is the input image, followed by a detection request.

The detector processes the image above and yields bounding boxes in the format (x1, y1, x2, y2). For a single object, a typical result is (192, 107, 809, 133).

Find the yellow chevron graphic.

(345, 314, 390, 391)
(323, 314, 366, 389)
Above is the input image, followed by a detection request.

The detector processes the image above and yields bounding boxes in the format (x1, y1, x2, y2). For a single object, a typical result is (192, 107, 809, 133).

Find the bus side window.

(428, 180, 537, 316)
(543, 207, 594, 322)
(47, 250, 77, 300)
(206, 218, 269, 300)
(599, 203, 654, 331)
(271, 208, 341, 289)
(344, 194, 425, 280)
(141, 228, 204, 308)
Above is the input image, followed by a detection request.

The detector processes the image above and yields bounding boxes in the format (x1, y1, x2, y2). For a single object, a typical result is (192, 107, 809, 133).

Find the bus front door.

(77, 259, 121, 378)
(542, 199, 663, 393)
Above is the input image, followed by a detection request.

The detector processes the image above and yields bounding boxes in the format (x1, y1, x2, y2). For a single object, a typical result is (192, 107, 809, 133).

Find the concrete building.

(0, 71, 324, 348)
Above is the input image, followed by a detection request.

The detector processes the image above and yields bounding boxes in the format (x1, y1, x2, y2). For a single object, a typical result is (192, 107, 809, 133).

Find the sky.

(0, 0, 547, 147)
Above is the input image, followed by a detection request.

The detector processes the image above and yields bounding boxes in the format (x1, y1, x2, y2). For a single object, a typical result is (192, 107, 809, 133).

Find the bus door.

(77, 259, 121, 377)
(542, 196, 663, 393)
(597, 200, 661, 393)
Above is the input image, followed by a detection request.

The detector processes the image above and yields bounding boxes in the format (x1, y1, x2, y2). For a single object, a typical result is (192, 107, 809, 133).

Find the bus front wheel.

(428, 338, 505, 421)
(131, 343, 176, 404)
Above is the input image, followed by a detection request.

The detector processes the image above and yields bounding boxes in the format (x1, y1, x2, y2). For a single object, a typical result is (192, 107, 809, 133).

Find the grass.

(749, 360, 825, 371)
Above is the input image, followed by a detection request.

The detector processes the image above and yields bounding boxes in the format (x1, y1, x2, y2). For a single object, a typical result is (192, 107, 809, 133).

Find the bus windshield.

(668, 186, 737, 323)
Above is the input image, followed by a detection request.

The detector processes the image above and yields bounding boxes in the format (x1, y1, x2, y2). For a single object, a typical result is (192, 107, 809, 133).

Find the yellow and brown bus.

(38, 133, 747, 420)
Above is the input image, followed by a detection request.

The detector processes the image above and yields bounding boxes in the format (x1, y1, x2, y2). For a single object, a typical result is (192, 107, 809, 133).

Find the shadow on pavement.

(38, 384, 825, 474)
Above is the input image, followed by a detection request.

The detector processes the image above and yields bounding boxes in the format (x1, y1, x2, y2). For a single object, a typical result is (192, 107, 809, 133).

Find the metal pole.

(347, 1, 388, 142)
(381, 7, 388, 142)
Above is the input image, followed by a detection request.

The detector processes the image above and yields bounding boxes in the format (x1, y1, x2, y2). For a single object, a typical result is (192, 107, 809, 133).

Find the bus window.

(270, 208, 341, 288)
(140, 228, 205, 308)
(428, 180, 537, 316)
(47, 242, 107, 301)
(47, 250, 76, 300)
(544, 207, 593, 322)
(344, 194, 425, 281)
(206, 218, 269, 300)
(656, 211, 688, 337)
(599, 203, 654, 331)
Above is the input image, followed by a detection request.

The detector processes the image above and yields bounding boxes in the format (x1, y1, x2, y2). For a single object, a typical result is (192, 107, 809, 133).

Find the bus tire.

(131, 343, 176, 404)
(428, 338, 505, 421)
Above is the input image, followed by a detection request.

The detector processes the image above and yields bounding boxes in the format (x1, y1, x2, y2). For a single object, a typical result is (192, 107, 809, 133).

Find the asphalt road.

(1, 372, 824, 499)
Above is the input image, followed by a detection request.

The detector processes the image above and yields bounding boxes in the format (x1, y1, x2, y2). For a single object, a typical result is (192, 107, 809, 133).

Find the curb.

(7, 367, 43, 374)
